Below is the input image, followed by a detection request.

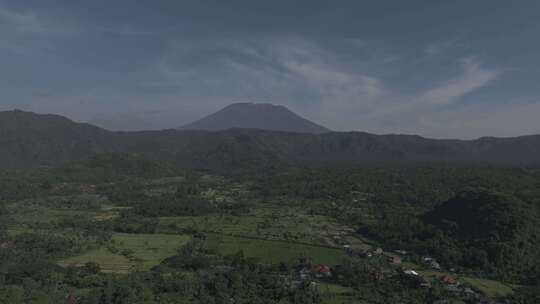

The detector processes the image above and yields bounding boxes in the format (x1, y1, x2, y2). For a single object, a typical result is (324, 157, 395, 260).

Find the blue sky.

(1, 0, 539, 138)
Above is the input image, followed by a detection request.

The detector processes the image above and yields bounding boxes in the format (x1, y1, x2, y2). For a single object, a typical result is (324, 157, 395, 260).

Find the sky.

(1, 0, 540, 139)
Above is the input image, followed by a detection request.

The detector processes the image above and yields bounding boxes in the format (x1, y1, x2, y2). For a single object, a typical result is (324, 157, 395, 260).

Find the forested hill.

(1, 110, 540, 170)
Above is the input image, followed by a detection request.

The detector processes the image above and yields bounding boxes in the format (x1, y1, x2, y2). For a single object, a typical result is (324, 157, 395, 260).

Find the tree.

(0, 202, 8, 240)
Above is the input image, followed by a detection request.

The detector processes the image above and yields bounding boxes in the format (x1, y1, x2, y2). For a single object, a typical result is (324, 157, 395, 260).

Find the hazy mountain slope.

(89, 114, 163, 131)
(1, 110, 540, 170)
(0, 110, 120, 168)
(180, 103, 330, 134)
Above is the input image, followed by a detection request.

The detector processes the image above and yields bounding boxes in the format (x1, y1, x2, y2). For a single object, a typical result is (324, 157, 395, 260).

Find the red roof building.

(311, 265, 332, 277)
(440, 275, 458, 285)
(65, 294, 78, 304)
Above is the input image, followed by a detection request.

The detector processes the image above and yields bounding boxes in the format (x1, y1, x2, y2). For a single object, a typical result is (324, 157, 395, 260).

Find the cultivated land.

(5, 161, 538, 303)
(59, 233, 191, 272)
(204, 233, 346, 265)
(157, 204, 355, 246)
(7, 198, 515, 301)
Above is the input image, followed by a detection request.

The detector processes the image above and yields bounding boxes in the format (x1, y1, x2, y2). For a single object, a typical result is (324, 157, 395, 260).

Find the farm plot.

(204, 233, 346, 265)
(59, 247, 133, 273)
(319, 283, 357, 304)
(59, 233, 190, 272)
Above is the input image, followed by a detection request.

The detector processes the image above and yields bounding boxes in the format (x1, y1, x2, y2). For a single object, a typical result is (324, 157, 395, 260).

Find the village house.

(394, 249, 408, 255)
(65, 294, 78, 304)
(440, 275, 458, 285)
(358, 249, 372, 258)
(389, 255, 402, 265)
(79, 184, 97, 193)
(296, 264, 333, 282)
(441, 279, 467, 294)
(343, 245, 354, 256)
(422, 256, 441, 270)
(0, 240, 15, 249)
(299, 267, 311, 280)
(403, 269, 419, 276)
(430, 260, 442, 270)
(311, 265, 332, 278)
(463, 287, 479, 299)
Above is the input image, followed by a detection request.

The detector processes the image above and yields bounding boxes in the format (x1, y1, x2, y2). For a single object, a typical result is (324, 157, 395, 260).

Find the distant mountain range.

(180, 103, 330, 134)
(1, 109, 540, 170)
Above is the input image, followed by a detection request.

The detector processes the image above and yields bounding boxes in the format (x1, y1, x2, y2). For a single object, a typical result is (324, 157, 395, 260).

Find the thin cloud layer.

(0, 0, 539, 139)
(0, 7, 43, 33)
(421, 58, 502, 106)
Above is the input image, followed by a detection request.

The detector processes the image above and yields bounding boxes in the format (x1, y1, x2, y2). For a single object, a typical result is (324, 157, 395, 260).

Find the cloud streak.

(0, 8, 43, 33)
(138, 37, 512, 134)
(420, 58, 502, 105)
(147, 37, 385, 115)
(97, 26, 156, 36)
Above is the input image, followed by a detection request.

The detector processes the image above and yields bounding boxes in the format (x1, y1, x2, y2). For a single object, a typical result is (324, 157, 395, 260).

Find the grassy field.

(204, 233, 346, 265)
(319, 283, 355, 294)
(60, 233, 190, 272)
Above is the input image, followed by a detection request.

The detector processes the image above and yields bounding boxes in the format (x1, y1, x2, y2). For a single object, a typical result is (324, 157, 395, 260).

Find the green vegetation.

(158, 205, 354, 246)
(205, 233, 345, 265)
(425, 190, 540, 282)
(2, 154, 540, 303)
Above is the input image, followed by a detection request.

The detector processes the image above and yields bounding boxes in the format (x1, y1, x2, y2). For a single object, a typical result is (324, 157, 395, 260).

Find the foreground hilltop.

(1, 109, 540, 170)
(180, 103, 330, 134)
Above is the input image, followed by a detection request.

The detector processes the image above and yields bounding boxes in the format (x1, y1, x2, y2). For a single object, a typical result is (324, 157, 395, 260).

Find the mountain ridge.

(1, 109, 540, 170)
